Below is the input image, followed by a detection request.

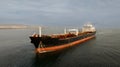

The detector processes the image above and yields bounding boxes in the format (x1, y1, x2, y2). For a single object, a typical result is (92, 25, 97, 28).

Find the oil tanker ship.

(30, 23, 96, 54)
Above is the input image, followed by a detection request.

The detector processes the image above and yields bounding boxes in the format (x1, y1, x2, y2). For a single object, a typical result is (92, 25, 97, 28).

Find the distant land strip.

(0, 24, 39, 29)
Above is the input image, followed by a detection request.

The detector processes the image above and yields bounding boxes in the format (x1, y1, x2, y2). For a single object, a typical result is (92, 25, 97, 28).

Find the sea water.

(0, 28, 120, 67)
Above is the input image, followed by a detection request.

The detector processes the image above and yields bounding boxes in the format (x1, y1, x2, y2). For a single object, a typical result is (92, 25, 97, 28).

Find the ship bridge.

(82, 23, 96, 33)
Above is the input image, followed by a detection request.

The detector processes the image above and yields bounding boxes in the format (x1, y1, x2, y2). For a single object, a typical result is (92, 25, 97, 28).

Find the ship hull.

(36, 35, 95, 54)
(30, 32, 96, 54)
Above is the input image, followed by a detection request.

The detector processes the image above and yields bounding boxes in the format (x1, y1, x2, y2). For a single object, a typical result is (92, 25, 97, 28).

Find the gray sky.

(0, 0, 120, 28)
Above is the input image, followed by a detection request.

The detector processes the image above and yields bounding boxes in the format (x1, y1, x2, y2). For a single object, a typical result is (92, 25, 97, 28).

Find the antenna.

(39, 26, 42, 37)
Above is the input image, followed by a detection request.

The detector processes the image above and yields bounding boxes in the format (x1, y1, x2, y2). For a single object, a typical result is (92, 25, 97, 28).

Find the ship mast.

(64, 28, 67, 34)
(39, 26, 42, 37)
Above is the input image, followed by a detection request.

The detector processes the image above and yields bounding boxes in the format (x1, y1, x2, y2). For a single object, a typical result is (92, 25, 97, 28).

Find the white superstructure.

(82, 23, 96, 32)
(64, 28, 79, 35)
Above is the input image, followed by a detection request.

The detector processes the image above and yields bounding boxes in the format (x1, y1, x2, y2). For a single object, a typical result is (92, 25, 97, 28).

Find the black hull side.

(30, 37, 42, 48)
(58, 32, 95, 45)
(30, 36, 59, 48)
(29, 32, 96, 48)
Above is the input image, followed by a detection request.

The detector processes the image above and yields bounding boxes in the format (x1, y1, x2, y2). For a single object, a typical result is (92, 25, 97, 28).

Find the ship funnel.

(39, 26, 42, 37)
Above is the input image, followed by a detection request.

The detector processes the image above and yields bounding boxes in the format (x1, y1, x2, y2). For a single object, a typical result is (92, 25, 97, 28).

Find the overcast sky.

(0, 0, 120, 28)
